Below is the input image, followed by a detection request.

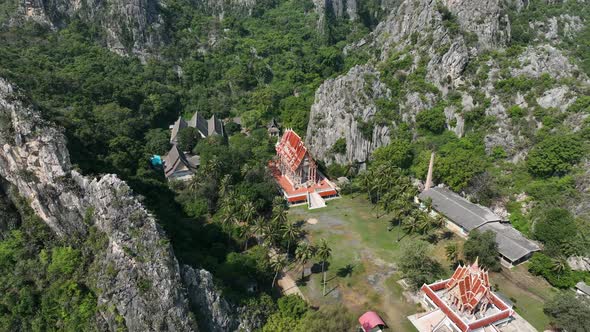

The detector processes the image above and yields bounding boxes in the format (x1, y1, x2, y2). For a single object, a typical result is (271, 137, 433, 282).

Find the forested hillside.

(0, 0, 589, 331)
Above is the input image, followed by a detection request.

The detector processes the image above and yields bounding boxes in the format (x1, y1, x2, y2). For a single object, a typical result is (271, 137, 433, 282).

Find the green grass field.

(287, 195, 553, 331)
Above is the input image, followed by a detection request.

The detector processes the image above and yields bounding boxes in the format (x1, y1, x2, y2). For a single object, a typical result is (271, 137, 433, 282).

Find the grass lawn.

(287, 195, 451, 331)
(491, 264, 556, 331)
(287, 194, 555, 331)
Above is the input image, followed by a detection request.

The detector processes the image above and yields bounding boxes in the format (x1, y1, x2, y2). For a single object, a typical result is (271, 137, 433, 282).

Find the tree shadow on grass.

(296, 275, 311, 287)
(337, 264, 354, 278)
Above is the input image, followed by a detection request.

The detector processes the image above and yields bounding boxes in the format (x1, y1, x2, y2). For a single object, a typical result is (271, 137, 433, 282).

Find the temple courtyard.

(286, 195, 556, 331)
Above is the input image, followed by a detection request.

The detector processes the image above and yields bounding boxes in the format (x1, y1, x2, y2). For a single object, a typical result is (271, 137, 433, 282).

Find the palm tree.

(241, 201, 256, 225)
(265, 218, 282, 247)
(187, 174, 201, 200)
(423, 197, 433, 213)
(552, 257, 568, 280)
(445, 243, 460, 265)
(433, 215, 446, 229)
(220, 204, 237, 244)
(271, 254, 288, 288)
(251, 216, 267, 245)
(218, 174, 232, 200)
(401, 215, 420, 235)
(282, 221, 301, 256)
(316, 239, 332, 296)
(272, 205, 288, 228)
(417, 213, 433, 235)
(295, 242, 313, 280)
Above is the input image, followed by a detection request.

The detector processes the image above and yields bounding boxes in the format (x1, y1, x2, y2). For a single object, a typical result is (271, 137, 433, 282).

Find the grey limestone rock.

(305, 65, 391, 165)
(0, 77, 199, 331)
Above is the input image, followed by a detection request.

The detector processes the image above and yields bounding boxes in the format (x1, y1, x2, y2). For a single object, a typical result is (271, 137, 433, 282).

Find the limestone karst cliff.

(12, 0, 165, 58)
(0, 77, 256, 332)
(306, 0, 589, 166)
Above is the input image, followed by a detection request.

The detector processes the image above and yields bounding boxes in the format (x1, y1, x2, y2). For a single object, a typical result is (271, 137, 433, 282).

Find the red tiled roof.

(359, 311, 386, 331)
(276, 129, 309, 172)
(421, 260, 514, 332)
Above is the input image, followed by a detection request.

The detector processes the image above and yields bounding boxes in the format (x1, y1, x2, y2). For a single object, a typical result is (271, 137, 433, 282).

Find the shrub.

(507, 105, 526, 119)
(416, 106, 446, 134)
(533, 208, 577, 253)
(330, 138, 347, 155)
(526, 135, 584, 177)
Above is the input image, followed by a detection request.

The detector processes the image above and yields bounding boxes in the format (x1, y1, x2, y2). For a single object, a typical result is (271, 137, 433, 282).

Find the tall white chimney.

(425, 152, 435, 191)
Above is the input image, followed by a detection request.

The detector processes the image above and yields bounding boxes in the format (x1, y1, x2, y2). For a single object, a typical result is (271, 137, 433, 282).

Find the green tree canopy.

(399, 240, 444, 289)
(544, 291, 590, 331)
(533, 208, 578, 254)
(416, 106, 447, 134)
(371, 139, 413, 169)
(177, 127, 201, 153)
(463, 230, 500, 271)
(526, 135, 584, 178)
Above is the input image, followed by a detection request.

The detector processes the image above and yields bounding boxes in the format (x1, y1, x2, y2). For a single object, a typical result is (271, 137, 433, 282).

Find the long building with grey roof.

(419, 186, 541, 267)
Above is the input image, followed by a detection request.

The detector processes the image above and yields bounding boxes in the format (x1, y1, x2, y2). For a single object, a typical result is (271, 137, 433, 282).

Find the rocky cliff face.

(181, 266, 262, 332)
(306, 65, 391, 165)
(307, 0, 589, 165)
(0, 77, 255, 332)
(14, 0, 165, 58)
(0, 77, 196, 330)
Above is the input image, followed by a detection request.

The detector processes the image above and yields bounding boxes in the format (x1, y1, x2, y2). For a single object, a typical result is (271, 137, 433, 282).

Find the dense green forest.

(1, 0, 590, 330)
(0, 0, 371, 329)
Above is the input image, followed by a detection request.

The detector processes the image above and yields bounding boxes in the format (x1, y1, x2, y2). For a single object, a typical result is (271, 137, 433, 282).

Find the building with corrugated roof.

(419, 186, 541, 267)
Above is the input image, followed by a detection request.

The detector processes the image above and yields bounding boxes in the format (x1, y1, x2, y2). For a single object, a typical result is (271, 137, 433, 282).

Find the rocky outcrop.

(0, 77, 198, 331)
(568, 256, 590, 271)
(14, 0, 165, 59)
(0, 181, 20, 239)
(305, 65, 391, 165)
(201, 0, 257, 19)
(308, 0, 510, 164)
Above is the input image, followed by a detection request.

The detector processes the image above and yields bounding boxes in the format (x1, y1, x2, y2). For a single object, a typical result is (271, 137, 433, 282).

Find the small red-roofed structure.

(359, 311, 387, 332)
(410, 259, 515, 332)
(270, 129, 338, 207)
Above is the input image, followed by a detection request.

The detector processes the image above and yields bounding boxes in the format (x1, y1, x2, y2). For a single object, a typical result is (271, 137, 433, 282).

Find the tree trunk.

(272, 269, 279, 288)
(286, 240, 290, 258)
(322, 261, 326, 296)
(301, 263, 305, 280)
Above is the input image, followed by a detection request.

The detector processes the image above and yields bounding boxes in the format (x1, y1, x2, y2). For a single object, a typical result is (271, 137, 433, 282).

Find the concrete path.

(277, 270, 305, 299)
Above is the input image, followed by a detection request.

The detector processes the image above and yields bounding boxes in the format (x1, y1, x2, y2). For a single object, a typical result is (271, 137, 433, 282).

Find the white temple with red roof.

(409, 259, 515, 332)
(270, 129, 338, 208)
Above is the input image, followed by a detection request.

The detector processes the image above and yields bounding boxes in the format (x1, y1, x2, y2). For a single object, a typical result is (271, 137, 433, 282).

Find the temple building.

(267, 118, 281, 137)
(162, 111, 224, 180)
(163, 145, 200, 181)
(270, 129, 338, 208)
(170, 111, 224, 144)
(409, 260, 515, 332)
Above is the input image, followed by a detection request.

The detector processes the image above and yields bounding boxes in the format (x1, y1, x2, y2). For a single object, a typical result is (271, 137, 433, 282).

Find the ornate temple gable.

(444, 258, 493, 315)
(275, 129, 318, 188)
(276, 129, 308, 171)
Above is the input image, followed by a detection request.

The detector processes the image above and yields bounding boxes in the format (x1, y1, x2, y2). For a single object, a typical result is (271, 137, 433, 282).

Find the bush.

(533, 208, 577, 254)
(529, 253, 576, 288)
(416, 106, 447, 134)
(568, 96, 590, 113)
(330, 138, 347, 155)
(371, 140, 413, 169)
(507, 105, 526, 119)
(526, 135, 584, 177)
